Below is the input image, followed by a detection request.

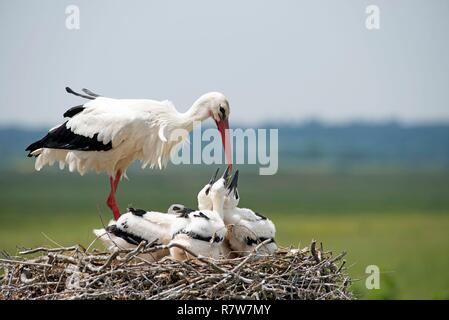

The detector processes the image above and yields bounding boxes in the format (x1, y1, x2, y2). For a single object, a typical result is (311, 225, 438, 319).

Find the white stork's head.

(194, 91, 230, 123)
(197, 183, 212, 211)
(209, 167, 232, 215)
(197, 168, 220, 210)
(192, 92, 232, 169)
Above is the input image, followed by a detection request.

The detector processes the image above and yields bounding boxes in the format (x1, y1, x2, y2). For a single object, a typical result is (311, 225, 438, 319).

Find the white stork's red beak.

(215, 118, 232, 170)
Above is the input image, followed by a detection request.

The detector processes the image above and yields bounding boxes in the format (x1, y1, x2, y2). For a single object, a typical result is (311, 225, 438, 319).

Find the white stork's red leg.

(106, 170, 122, 220)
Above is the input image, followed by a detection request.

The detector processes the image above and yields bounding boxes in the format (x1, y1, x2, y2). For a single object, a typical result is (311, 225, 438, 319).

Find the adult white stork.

(26, 88, 232, 219)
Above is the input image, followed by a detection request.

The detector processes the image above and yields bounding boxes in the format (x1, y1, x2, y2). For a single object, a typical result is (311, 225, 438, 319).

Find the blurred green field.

(1, 168, 449, 299)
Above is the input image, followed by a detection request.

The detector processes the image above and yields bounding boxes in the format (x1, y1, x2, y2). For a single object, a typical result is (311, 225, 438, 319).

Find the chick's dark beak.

(222, 165, 231, 184)
(209, 168, 220, 185)
(227, 170, 239, 195)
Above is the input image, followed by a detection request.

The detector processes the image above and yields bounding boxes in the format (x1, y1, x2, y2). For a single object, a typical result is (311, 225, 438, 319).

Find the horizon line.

(1, 118, 449, 131)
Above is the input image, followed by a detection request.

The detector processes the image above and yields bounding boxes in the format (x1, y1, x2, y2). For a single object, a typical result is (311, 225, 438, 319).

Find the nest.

(0, 240, 352, 300)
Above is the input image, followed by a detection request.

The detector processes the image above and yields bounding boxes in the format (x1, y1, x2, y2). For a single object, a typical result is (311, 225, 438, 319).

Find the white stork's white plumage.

(26, 88, 232, 219)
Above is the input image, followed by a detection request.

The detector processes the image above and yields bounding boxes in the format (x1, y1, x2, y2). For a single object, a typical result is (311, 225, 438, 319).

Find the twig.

(0, 258, 52, 268)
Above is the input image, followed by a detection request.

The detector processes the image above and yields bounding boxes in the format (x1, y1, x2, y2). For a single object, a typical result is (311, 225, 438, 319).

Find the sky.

(0, 0, 448, 127)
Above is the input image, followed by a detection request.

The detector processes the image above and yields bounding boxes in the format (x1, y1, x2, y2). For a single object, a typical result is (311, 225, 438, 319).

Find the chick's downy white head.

(197, 183, 213, 210)
(197, 168, 221, 210)
(210, 167, 232, 214)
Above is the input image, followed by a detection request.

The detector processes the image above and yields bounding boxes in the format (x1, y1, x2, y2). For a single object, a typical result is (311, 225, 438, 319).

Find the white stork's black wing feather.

(63, 87, 100, 117)
(63, 105, 85, 118)
(81, 88, 101, 97)
(25, 121, 112, 157)
(65, 87, 95, 100)
(105, 225, 146, 246)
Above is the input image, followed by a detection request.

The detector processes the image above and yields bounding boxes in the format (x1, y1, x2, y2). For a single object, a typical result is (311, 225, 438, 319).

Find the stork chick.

(223, 171, 278, 256)
(94, 207, 182, 261)
(168, 169, 229, 261)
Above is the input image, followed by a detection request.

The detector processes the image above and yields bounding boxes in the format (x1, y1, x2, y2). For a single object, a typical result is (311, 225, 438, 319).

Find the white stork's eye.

(219, 106, 226, 120)
(205, 187, 211, 195)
